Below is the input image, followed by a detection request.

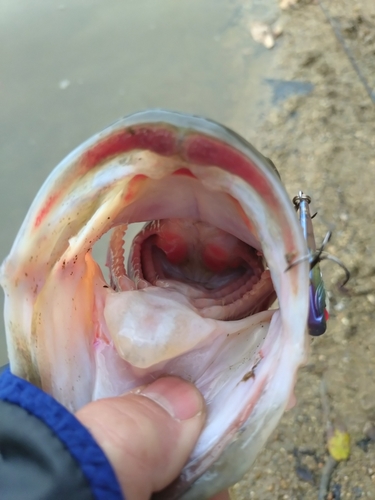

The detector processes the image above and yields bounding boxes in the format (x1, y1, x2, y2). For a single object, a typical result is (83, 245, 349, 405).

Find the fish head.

(0, 110, 310, 498)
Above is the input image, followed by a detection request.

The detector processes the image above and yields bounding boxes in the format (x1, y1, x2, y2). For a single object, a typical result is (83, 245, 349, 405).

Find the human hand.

(76, 376, 229, 500)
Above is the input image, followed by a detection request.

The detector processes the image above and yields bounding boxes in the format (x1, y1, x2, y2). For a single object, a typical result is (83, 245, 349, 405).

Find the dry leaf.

(279, 0, 299, 9)
(249, 22, 276, 49)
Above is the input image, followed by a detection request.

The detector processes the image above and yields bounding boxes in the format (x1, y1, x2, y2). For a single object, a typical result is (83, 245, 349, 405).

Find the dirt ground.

(231, 0, 375, 498)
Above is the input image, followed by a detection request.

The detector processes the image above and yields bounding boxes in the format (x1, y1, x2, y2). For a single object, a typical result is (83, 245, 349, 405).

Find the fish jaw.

(0, 110, 310, 497)
(165, 312, 297, 500)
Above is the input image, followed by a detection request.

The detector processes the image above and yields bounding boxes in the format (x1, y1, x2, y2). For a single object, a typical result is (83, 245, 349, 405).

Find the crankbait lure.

(289, 192, 350, 337)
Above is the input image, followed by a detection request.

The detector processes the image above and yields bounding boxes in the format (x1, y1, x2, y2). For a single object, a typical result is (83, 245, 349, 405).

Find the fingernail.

(139, 376, 204, 420)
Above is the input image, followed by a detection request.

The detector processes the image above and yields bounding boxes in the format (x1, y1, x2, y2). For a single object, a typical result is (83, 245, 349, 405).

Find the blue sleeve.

(0, 368, 124, 500)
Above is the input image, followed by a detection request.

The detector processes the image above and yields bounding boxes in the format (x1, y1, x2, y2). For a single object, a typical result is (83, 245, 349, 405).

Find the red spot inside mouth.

(80, 127, 177, 172)
(173, 168, 197, 179)
(203, 245, 228, 272)
(324, 309, 329, 321)
(232, 198, 257, 235)
(34, 193, 59, 228)
(155, 231, 188, 264)
(182, 135, 271, 201)
(124, 174, 147, 203)
(203, 244, 242, 272)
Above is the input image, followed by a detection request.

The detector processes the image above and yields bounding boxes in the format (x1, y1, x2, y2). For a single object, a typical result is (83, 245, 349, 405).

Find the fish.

(0, 110, 310, 499)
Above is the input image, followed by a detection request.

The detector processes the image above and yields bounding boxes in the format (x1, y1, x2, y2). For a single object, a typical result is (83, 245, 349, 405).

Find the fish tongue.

(103, 286, 225, 369)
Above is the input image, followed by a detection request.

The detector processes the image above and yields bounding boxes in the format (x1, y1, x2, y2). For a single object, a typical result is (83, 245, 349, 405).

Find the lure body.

(293, 192, 328, 337)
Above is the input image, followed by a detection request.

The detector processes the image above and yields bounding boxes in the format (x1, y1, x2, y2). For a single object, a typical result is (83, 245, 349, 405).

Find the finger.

(76, 376, 206, 500)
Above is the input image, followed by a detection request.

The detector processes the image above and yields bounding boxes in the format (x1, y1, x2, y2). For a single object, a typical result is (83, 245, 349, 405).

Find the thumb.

(76, 376, 206, 500)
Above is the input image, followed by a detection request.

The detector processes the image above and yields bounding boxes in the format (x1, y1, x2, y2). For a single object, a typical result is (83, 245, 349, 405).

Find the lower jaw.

(92, 306, 282, 491)
(153, 309, 293, 500)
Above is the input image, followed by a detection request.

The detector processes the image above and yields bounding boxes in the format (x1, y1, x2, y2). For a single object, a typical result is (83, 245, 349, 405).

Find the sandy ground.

(232, 0, 375, 498)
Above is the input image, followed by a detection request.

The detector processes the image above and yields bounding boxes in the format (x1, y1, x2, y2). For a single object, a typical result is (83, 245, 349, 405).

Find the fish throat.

(108, 219, 275, 322)
(98, 164, 278, 371)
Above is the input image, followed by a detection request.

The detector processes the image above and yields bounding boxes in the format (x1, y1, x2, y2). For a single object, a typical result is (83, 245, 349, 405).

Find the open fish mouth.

(0, 110, 309, 499)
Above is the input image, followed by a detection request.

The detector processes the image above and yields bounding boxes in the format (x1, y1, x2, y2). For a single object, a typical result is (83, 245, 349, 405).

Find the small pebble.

(341, 317, 350, 326)
(356, 437, 371, 452)
(279, 0, 298, 9)
(280, 479, 289, 489)
(352, 486, 363, 498)
(295, 465, 315, 483)
(364, 421, 375, 441)
(334, 301, 346, 312)
(331, 483, 341, 499)
(360, 394, 375, 411)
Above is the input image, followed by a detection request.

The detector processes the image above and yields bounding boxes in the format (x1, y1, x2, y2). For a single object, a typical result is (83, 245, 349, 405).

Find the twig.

(320, 378, 332, 431)
(318, 0, 375, 104)
(319, 379, 338, 499)
(318, 379, 350, 499)
(318, 455, 338, 500)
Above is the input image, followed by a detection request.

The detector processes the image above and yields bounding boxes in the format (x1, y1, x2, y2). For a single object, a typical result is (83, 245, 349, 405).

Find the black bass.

(0, 110, 309, 499)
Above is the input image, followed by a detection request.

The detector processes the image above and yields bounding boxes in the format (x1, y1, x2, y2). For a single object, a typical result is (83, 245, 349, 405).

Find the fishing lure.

(288, 192, 350, 337)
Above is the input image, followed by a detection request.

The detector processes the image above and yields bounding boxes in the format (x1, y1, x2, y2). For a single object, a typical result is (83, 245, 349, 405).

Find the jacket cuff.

(0, 368, 123, 500)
